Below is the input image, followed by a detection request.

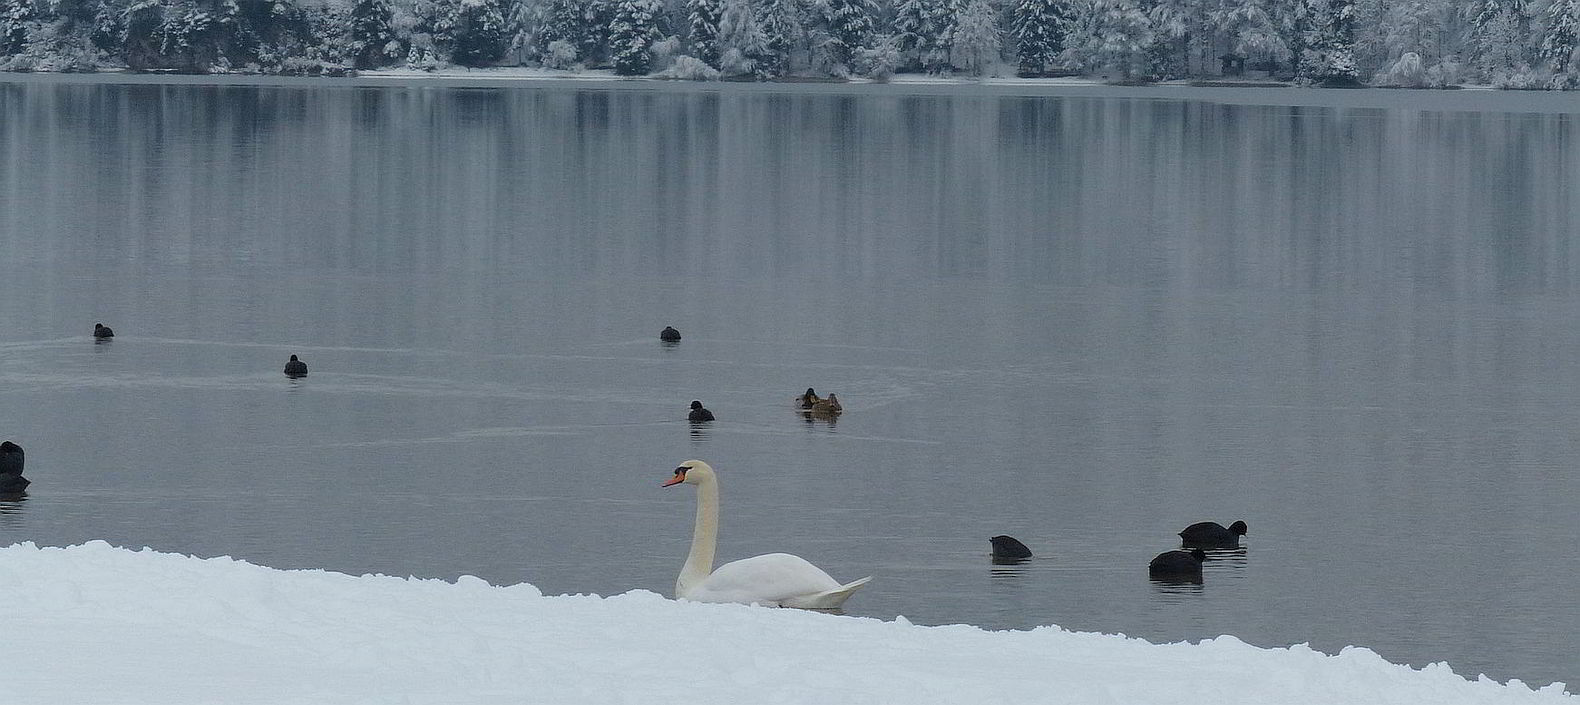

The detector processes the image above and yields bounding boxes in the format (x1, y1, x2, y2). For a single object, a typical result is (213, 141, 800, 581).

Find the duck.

(93, 323, 114, 338)
(662, 460, 871, 608)
(0, 441, 22, 475)
(1149, 548, 1207, 578)
(283, 354, 308, 377)
(0, 473, 27, 493)
(808, 393, 842, 416)
(660, 326, 682, 342)
(795, 388, 821, 409)
(1178, 520, 1248, 547)
(0, 474, 26, 494)
(990, 535, 1033, 560)
(687, 400, 715, 422)
(0, 441, 27, 494)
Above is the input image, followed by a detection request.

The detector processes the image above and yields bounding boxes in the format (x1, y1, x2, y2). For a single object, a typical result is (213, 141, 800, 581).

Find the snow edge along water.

(7, 68, 1580, 114)
(0, 540, 1573, 704)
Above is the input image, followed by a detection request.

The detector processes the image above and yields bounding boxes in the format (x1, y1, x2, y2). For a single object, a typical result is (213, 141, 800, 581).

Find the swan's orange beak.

(662, 470, 686, 487)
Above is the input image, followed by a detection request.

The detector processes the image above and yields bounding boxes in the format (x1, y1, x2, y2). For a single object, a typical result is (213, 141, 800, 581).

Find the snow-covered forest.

(1, 0, 1577, 87)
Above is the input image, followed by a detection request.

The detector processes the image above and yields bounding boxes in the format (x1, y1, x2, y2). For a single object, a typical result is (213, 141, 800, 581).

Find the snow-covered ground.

(360, 66, 641, 82)
(355, 66, 1220, 88)
(2, 541, 1570, 704)
(351, 66, 1466, 90)
(357, 66, 1116, 86)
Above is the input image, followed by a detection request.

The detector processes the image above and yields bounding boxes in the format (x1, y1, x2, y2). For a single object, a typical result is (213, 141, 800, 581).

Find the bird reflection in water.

(799, 408, 839, 429)
(688, 420, 711, 443)
(988, 553, 1036, 628)
(1149, 575, 1205, 593)
(0, 493, 27, 528)
(991, 557, 1033, 580)
(1201, 545, 1248, 569)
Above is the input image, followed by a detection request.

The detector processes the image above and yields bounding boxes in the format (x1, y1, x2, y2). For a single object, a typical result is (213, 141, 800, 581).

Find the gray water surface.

(1, 76, 1577, 690)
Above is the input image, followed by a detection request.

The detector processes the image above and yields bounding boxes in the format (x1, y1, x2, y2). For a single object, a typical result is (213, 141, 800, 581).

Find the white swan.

(662, 460, 872, 608)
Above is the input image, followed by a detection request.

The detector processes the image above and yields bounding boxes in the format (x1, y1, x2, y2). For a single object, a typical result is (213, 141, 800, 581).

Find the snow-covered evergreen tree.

(161, 1, 223, 71)
(0, 0, 1574, 83)
(894, 0, 953, 70)
(1167, 0, 1203, 76)
(1146, 0, 1195, 75)
(823, 0, 874, 67)
(580, 0, 615, 64)
(1, 0, 35, 55)
(410, 0, 460, 60)
(51, 0, 96, 24)
(503, 0, 535, 63)
(1066, 0, 1155, 78)
(535, 0, 585, 58)
(893, 0, 931, 54)
(1381, 0, 1445, 61)
(1272, 0, 1306, 75)
(452, 0, 507, 65)
(120, 0, 161, 67)
(1541, 0, 1579, 77)
(1346, 0, 1380, 72)
(926, 0, 957, 71)
(1012, 0, 1068, 73)
(857, 31, 903, 75)
(228, 0, 291, 64)
(755, 0, 801, 71)
(1301, 0, 1358, 83)
(117, 0, 263, 72)
(1463, 0, 1533, 76)
(718, 0, 773, 74)
(687, 0, 721, 65)
(1212, 0, 1289, 68)
(348, 0, 399, 68)
(1371, 0, 1457, 85)
(951, 0, 1000, 73)
(541, 37, 577, 65)
(90, 0, 126, 52)
(609, 0, 662, 73)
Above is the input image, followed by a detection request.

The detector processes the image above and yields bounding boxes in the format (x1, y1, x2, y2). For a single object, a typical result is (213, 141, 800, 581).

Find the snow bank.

(360, 67, 632, 82)
(2, 541, 1570, 704)
(354, 66, 1110, 87)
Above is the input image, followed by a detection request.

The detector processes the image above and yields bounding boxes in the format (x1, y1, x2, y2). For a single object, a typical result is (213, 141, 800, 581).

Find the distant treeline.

(1, 0, 1576, 88)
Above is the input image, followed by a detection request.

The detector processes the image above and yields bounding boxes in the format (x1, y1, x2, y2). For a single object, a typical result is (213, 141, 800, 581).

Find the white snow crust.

(2, 541, 1571, 704)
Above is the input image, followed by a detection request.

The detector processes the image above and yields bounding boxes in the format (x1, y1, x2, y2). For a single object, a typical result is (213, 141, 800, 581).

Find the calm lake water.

(1, 75, 1577, 690)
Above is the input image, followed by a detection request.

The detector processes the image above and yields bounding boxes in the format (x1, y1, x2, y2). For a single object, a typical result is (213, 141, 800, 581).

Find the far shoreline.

(5, 68, 1580, 113)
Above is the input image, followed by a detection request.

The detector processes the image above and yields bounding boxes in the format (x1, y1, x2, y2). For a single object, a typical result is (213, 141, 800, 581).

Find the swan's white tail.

(781, 576, 873, 609)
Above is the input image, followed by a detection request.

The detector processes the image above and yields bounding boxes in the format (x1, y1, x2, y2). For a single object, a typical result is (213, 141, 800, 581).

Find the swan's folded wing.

(779, 576, 872, 609)
(686, 553, 843, 606)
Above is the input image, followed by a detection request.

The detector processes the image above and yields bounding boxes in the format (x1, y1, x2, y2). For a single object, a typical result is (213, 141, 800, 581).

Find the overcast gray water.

(1, 76, 1577, 690)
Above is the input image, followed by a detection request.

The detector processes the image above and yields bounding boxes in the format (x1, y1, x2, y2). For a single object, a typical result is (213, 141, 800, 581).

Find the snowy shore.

(2, 541, 1571, 704)
(10, 68, 1580, 113)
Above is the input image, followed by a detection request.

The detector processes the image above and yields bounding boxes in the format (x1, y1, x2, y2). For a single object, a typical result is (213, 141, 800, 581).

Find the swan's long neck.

(677, 474, 719, 597)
